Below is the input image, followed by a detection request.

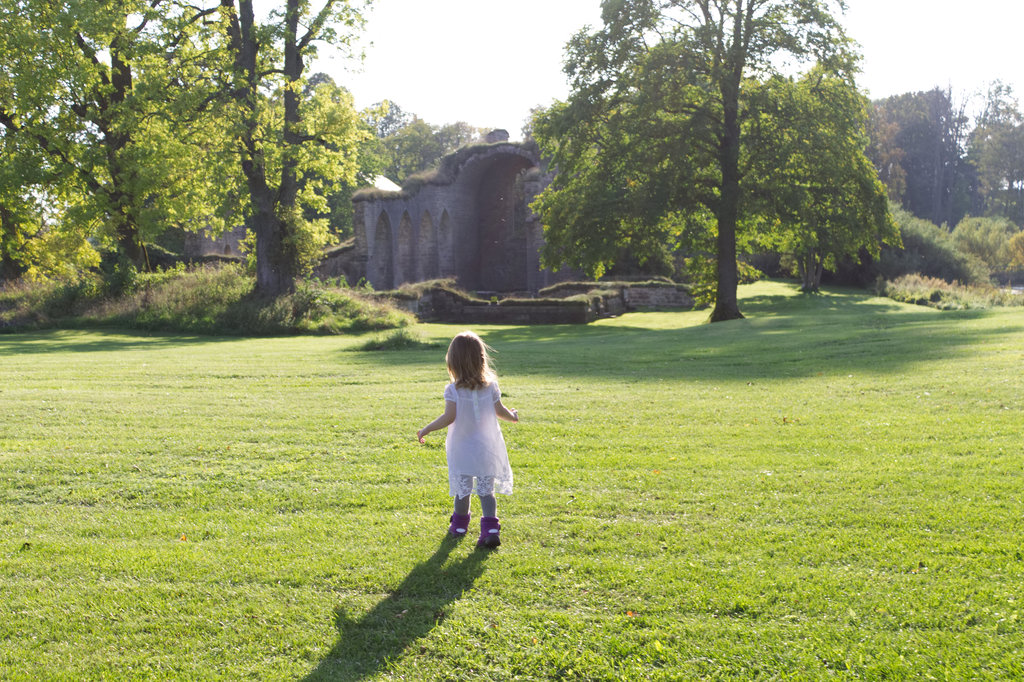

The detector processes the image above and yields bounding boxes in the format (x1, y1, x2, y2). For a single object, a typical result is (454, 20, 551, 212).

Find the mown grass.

(1, 280, 1022, 679)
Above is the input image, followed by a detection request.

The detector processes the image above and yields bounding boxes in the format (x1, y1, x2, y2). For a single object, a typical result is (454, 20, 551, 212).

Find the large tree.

(968, 83, 1024, 226)
(866, 88, 973, 228)
(533, 0, 852, 321)
(217, 0, 370, 296)
(0, 125, 99, 281)
(0, 0, 225, 269)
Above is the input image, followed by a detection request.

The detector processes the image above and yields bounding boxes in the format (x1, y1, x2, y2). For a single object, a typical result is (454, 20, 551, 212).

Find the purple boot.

(477, 517, 501, 548)
(448, 513, 471, 537)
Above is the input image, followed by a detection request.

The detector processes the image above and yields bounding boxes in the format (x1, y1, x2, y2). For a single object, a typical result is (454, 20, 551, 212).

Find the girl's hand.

(510, 408, 519, 423)
(416, 429, 426, 443)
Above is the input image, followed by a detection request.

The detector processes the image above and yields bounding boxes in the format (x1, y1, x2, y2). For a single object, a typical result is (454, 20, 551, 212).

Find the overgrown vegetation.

(393, 278, 485, 303)
(0, 263, 412, 335)
(874, 206, 993, 285)
(354, 327, 442, 351)
(875, 273, 1024, 310)
(352, 139, 526, 202)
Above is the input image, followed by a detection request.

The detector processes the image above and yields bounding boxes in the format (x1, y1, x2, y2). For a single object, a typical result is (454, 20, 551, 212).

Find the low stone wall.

(454, 302, 592, 325)
(540, 281, 694, 312)
(405, 288, 595, 324)
(389, 280, 692, 325)
(622, 285, 694, 309)
(314, 242, 359, 283)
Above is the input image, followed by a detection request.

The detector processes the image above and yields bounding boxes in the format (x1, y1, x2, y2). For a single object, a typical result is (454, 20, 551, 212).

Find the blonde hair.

(446, 330, 496, 389)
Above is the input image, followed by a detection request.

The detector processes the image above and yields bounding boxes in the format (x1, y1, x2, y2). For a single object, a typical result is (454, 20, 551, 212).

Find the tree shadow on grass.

(342, 288, 1024, 382)
(0, 328, 240, 356)
(303, 535, 490, 681)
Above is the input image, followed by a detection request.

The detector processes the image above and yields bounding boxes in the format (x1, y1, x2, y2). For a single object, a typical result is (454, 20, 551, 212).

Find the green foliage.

(2, 282, 1024, 678)
(0, 0, 234, 265)
(354, 327, 442, 351)
(968, 82, 1024, 226)
(1009, 231, 1024, 270)
(868, 82, 1024, 229)
(877, 273, 1024, 310)
(877, 205, 990, 284)
(745, 68, 898, 291)
(951, 215, 1018, 274)
(866, 88, 974, 227)
(533, 0, 853, 319)
(0, 198, 100, 282)
(380, 117, 483, 184)
(0, 263, 412, 334)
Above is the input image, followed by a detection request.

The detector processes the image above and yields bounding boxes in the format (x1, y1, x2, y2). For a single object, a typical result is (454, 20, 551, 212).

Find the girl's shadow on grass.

(303, 535, 490, 681)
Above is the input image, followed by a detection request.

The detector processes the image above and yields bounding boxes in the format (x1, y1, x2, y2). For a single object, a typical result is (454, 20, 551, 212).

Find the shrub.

(876, 273, 1024, 310)
(354, 327, 441, 351)
(951, 216, 1017, 274)
(876, 206, 989, 285)
(1, 263, 413, 335)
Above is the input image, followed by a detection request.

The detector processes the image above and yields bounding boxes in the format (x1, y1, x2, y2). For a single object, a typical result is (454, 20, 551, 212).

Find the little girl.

(417, 330, 518, 548)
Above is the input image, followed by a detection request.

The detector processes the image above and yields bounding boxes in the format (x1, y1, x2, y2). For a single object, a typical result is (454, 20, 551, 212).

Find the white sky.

(316, 0, 1024, 139)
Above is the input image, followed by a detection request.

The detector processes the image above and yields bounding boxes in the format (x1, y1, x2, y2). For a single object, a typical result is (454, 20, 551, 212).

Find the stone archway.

(395, 211, 414, 286)
(369, 211, 393, 288)
(416, 211, 437, 282)
(473, 155, 535, 292)
(351, 136, 570, 294)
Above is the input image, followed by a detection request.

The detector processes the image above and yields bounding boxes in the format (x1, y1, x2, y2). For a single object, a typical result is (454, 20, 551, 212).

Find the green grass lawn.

(1, 280, 1022, 680)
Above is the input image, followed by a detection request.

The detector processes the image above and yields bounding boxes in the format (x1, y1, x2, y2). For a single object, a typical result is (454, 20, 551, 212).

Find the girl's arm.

(495, 399, 518, 423)
(417, 401, 456, 443)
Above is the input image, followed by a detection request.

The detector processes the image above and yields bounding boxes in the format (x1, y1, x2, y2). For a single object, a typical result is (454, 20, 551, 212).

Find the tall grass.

(877, 273, 1024, 310)
(0, 263, 412, 335)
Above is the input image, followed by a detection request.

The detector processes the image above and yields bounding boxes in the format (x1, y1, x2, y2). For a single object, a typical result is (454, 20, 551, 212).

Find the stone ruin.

(344, 130, 573, 294)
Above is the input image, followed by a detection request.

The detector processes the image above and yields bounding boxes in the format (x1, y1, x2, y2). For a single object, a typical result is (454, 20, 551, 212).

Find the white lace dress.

(443, 381, 514, 498)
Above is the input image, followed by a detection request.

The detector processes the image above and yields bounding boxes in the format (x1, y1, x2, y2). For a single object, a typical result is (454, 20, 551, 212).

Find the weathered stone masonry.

(350, 134, 572, 294)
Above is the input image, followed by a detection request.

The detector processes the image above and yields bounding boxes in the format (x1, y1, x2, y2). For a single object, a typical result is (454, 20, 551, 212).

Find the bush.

(951, 216, 1017, 274)
(876, 273, 1024, 310)
(876, 206, 989, 285)
(1, 263, 413, 335)
(354, 327, 442, 351)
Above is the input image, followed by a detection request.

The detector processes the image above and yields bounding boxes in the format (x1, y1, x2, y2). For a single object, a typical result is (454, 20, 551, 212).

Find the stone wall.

(622, 285, 695, 309)
(400, 288, 595, 324)
(183, 224, 247, 261)
(350, 139, 574, 294)
(539, 281, 695, 312)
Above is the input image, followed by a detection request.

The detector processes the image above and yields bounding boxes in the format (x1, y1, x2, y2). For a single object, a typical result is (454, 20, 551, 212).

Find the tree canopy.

(0, 0, 373, 295)
(867, 83, 1024, 230)
(745, 68, 896, 291)
(533, 0, 866, 320)
(0, 0, 227, 270)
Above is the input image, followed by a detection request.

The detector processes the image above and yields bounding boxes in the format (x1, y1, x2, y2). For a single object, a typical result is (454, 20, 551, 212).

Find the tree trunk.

(105, 41, 147, 268)
(0, 205, 25, 281)
(799, 251, 823, 292)
(224, 0, 309, 297)
(251, 202, 295, 296)
(709, 14, 745, 323)
(223, 0, 295, 296)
